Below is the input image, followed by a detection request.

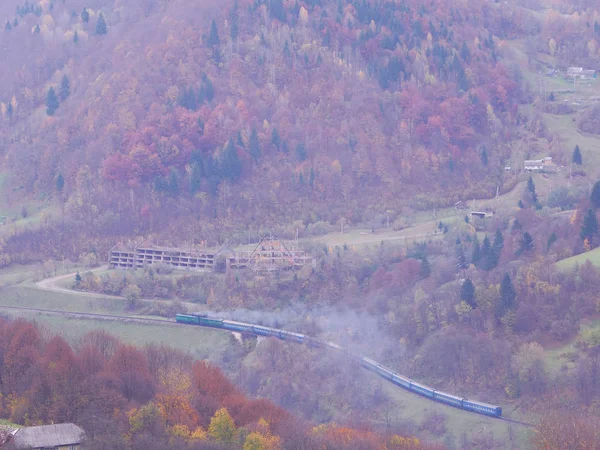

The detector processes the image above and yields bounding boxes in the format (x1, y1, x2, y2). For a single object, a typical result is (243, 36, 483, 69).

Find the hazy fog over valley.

(1, 0, 600, 449)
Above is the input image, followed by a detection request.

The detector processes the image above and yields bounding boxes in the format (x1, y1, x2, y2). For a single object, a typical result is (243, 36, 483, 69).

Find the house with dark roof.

(5, 424, 85, 449)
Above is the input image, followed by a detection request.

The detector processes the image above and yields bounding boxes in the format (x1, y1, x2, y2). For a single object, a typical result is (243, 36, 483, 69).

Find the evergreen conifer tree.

(527, 176, 538, 205)
(208, 20, 220, 47)
(81, 7, 89, 23)
(517, 232, 535, 255)
(461, 278, 477, 308)
(591, 182, 600, 209)
(249, 128, 261, 163)
(236, 131, 244, 148)
(220, 138, 242, 181)
(96, 13, 107, 35)
(491, 228, 504, 268)
(56, 173, 64, 192)
(60, 75, 70, 101)
(295, 142, 307, 161)
(480, 235, 492, 270)
(271, 128, 280, 149)
(471, 236, 481, 267)
(497, 273, 516, 318)
(573, 145, 583, 165)
(456, 244, 468, 271)
(73, 31, 79, 43)
(581, 209, 599, 245)
(201, 74, 214, 102)
(46, 87, 59, 116)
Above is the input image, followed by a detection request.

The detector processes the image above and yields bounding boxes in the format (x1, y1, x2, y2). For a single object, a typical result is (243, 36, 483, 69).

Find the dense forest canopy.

(0, 0, 528, 244)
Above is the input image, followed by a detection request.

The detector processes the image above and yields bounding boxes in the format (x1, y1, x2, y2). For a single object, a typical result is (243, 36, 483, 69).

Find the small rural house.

(565, 66, 583, 78)
(524, 157, 554, 172)
(565, 67, 597, 79)
(3, 424, 85, 449)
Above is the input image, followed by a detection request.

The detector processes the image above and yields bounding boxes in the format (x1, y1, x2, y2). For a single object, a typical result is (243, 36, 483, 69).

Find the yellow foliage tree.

(243, 431, 282, 450)
(208, 407, 237, 444)
(388, 435, 422, 449)
(190, 426, 207, 441)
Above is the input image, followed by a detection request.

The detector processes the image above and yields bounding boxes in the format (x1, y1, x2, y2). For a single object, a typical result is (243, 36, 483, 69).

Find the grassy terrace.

(556, 246, 600, 270)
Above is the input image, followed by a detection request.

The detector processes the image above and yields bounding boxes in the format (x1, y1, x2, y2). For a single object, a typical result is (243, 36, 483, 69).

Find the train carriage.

(222, 320, 255, 333)
(433, 391, 464, 408)
(251, 324, 283, 338)
(391, 373, 411, 388)
(410, 381, 435, 398)
(175, 313, 503, 418)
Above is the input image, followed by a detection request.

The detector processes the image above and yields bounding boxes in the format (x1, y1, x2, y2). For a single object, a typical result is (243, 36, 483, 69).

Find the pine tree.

(96, 13, 107, 35)
(220, 138, 242, 181)
(547, 232, 557, 251)
(60, 75, 70, 101)
(480, 146, 488, 166)
(271, 128, 280, 149)
(167, 168, 180, 197)
(461, 278, 477, 308)
(46, 87, 59, 116)
(201, 74, 214, 102)
(527, 176, 538, 206)
(581, 209, 599, 245)
(517, 232, 535, 255)
(456, 244, 468, 271)
(471, 236, 481, 267)
(230, 11, 238, 40)
(73, 31, 79, 43)
(295, 142, 307, 162)
(419, 257, 431, 279)
(249, 128, 260, 163)
(573, 145, 583, 165)
(208, 20, 220, 47)
(236, 131, 244, 148)
(491, 228, 504, 268)
(5, 21, 11, 31)
(591, 181, 600, 209)
(81, 7, 89, 23)
(55, 173, 64, 192)
(480, 235, 492, 270)
(497, 273, 516, 318)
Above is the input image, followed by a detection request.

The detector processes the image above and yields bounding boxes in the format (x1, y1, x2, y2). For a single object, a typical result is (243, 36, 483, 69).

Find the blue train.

(175, 313, 502, 418)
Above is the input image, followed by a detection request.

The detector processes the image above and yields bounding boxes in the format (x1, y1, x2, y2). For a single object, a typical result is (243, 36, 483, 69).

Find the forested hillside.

(0, 0, 526, 250)
(0, 318, 443, 449)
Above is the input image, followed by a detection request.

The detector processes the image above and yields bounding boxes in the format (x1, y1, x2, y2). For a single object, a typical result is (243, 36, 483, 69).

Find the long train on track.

(175, 313, 502, 418)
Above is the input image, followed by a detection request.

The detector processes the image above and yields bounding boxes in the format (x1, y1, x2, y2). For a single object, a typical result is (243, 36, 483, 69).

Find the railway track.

(0, 304, 171, 324)
(0, 304, 535, 428)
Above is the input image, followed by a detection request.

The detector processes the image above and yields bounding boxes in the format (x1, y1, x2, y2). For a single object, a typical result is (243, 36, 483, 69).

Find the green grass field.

(0, 311, 233, 363)
(556, 246, 600, 270)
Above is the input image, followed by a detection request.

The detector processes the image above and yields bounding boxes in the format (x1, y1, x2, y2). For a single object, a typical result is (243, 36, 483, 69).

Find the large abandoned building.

(109, 236, 315, 273)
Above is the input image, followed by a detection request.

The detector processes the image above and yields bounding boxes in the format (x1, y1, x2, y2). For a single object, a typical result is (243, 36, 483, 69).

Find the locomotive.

(175, 313, 502, 417)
